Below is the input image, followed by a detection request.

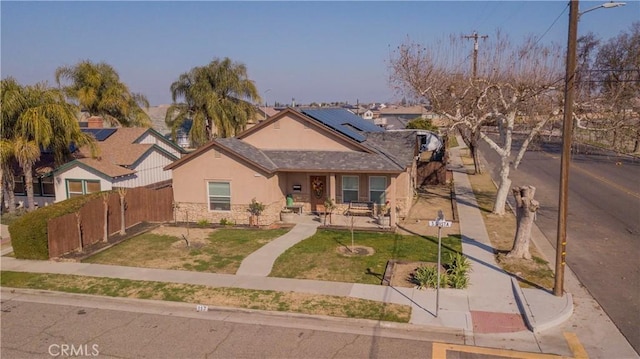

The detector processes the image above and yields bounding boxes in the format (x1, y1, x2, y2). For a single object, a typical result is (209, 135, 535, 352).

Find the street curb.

(511, 277, 573, 333)
(1, 287, 466, 341)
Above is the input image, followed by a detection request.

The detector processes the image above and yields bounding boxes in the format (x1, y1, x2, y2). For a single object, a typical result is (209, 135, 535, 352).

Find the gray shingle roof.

(215, 138, 277, 171)
(263, 150, 402, 172)
(363, 131, 422, 167)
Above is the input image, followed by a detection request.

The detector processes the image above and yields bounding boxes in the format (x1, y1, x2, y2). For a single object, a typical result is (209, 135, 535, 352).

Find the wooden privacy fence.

(47, 187, 173, 258)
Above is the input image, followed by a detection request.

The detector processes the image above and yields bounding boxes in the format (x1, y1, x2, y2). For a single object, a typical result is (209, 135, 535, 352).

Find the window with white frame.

(66, 179, 100, 198)
(208, 181, 231, 211)
(342, 176, 359, 203)
(369, 176, 386, 204)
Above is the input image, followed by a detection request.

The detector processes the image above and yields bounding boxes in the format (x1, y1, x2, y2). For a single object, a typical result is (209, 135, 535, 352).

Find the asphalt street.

(0, 292, 468, 359)
(1, 289, 606, 359)
(478, 138, 640, 354)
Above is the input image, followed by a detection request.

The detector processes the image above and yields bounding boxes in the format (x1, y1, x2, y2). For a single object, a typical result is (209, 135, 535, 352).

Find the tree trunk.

(507, 186, 539, 260)
(24, 165, 35, 211)
(102, 195, 109, 242)
(75, 212, 83, 252)
(459, 126, 483, 175)
(118, 189, 127, 235)
(4, 175, 16, 215)
(492, 156, 512, 215)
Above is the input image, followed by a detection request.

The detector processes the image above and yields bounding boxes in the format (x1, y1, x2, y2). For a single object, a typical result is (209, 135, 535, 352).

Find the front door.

(310, 175, 326, 212)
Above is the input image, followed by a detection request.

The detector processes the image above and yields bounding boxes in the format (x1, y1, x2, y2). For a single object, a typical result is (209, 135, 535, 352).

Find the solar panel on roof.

(302, 109, 383, 142)
(81, 128, 117, 141)
(95, 128, 117, 141)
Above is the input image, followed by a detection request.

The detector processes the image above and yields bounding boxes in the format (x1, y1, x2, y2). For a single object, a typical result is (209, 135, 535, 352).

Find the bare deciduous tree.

(574, 22, 639, 154)
(389, 32, 564, 214)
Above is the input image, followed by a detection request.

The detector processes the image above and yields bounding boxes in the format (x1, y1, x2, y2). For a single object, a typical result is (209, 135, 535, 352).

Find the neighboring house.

(8, 154, 57, 209)
(362, 110, 374, 120)
(166, 107, 434, 226)
(52, 126, 186, 202)
(376, 105, 446, 130)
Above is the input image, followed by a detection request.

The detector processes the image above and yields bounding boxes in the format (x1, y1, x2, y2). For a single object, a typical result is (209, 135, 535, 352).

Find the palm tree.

(1, 77, 23, 213)
(1, 78, 97, 211)
(55, 60, 151, 127)
(0, 139, 16, 214)
(12, 138, 40, 210)
(166, 57, 261, 147)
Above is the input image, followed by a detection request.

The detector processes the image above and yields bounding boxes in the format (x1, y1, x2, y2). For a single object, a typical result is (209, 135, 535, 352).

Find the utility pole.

(554, 0, 580, 297)
(462, 32, 488, 79)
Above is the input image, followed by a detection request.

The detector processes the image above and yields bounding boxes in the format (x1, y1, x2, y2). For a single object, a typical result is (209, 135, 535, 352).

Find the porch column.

(389, 175, 397, 226)
(329, 173, 336, 201)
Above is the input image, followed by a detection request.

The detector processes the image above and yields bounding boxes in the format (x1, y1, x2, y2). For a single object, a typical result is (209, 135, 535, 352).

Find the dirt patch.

(385, 261, 434, 288)
(150, 225, 215, 242)
(397, 185, 459, 237)
(336, 245, 375, 257)
(148, 226, 216, 250)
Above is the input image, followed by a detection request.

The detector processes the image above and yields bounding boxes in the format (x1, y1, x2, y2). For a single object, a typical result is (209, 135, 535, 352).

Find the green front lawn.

(84, 228, 290, 274)
(270, 229, 462, 284)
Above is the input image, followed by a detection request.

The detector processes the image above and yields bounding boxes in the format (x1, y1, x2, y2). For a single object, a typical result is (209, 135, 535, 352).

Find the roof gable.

(67, 127, 179, 179)
(165, 138, 275, 173)
(237, 108, 374, 153)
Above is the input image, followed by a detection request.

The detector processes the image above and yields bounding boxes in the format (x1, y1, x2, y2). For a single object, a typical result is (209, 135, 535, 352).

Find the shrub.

(196, 219, 209, 228)
(411, 265, 446, 289)
(9, 193, 103, 260)
(248, 198, 265, 216)
(412, 253, 471, 290)
(219, 218, 233, 226)
(444, 252, 471, 289)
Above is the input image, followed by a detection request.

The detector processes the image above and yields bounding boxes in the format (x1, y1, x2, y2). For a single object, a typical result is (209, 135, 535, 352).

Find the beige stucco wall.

(241, 113, 363, 152)
(171, 145, 285, 224)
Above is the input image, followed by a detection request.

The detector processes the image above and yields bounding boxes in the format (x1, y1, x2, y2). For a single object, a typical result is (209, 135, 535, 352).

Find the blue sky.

(2, 1, 638, 106)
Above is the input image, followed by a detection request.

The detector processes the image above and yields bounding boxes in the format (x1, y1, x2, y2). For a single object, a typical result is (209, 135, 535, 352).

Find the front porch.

(279, 210, 394, 231)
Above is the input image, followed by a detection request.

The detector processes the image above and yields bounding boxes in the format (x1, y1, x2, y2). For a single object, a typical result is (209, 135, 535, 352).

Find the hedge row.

(9, 193, 104, 259)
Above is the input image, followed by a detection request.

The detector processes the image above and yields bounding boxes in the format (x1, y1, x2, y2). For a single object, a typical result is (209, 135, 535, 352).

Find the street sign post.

(428, 210, 451, 317)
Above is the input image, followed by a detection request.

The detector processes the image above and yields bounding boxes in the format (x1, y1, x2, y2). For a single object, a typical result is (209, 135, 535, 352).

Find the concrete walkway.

(236, 222, 320, 276)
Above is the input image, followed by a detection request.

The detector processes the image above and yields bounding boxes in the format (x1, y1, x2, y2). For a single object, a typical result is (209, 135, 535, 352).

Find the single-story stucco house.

(165, 107, 441, 226)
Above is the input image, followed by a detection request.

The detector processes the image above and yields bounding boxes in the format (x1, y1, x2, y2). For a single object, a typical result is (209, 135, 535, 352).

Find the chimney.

(87, 116, 104, 128)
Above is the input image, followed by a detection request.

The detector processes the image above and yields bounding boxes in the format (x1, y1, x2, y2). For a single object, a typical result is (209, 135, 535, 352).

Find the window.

(342, 176, 359, 203)
(41, 176, 55, 197)
(66, 179, 100, 198)
(208, 181, 231, 211)
(33, 177, 42, 196)
(13, 176, 25, 195)
(369, 176, 387, 204)
(86, 181, 100, 194)
(14, 176, 55, 197)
